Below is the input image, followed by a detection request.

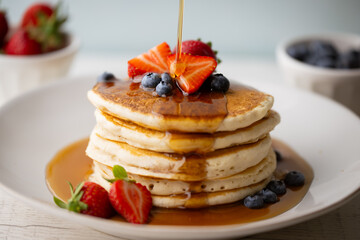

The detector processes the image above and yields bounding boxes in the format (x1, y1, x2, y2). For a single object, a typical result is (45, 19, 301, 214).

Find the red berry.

(79, 182, 115, 218)
(128, 42, 172, 78)
(168, 53, 217, 94)
(53, 181, 115, 219)
(4, 29, 42, 55)
(21, 3, 54, 28)
(0, 10, 9, 46)
(173, 40, 217, 60)
(109, 180, 152, 224)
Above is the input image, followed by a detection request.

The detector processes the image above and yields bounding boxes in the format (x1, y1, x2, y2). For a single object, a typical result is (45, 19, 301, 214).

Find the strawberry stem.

(53, 182, 88, 213)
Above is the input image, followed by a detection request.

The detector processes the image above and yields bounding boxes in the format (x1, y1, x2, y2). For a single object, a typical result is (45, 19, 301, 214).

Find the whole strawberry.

(21, 3, 54, 28)
(21, 2, 67, 53)
(107, 165, 153, 224)
(54, 181, 115, 219)
(173, 39, 221, 64)
(4, 29, 42, 55)
(0, 9, 8, 46)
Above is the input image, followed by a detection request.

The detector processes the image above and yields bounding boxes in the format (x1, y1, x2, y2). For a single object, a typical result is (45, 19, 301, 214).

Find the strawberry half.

(128, 42, 171, 78)
(54, 181, 115, 219)
(107, 165, 152, 224)
(168, 53, 217, 94)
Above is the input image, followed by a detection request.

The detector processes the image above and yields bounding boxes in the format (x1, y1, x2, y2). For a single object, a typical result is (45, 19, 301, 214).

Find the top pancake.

(88, 79, 274, 133)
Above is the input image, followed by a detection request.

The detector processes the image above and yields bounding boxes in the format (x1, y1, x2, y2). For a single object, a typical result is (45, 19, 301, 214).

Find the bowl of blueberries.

(276, 33, 360, 115)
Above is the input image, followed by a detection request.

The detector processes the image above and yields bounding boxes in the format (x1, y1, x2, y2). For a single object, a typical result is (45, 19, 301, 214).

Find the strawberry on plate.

(4, 29, 42, 55)
(128, 42, 172, 78)
(168, 53, 217, 94)
(21, 3, 54, 28)
(107, 165, 152, 224)
(173, 39, 220, 64)
(54, 181, 115, 219)
(0, 9, 8, 46)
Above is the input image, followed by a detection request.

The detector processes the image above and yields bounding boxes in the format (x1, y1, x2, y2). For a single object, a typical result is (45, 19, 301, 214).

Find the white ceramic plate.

(0, 76, 359, 240)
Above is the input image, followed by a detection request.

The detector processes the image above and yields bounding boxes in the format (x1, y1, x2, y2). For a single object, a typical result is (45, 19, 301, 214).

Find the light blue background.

(3, 0, 360, 56)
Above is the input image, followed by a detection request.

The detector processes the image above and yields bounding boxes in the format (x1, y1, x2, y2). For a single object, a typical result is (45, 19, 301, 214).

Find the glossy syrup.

(94, 80, 228, 132)
(46, 138, 313, 226)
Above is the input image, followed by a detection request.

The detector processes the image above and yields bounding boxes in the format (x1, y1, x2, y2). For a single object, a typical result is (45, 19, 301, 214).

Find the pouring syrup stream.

(171, 0, 186, 78)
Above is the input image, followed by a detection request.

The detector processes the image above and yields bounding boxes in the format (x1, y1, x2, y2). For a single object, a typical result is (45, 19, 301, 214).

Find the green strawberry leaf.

(53, 181, 88, 213)
(105, 165, 135, 183)
(113, 165, 128, 179)
(53, 196, 66, 209)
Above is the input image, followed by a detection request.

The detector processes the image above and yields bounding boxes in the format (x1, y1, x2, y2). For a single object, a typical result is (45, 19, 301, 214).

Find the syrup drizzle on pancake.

(93, 80, 228, 131)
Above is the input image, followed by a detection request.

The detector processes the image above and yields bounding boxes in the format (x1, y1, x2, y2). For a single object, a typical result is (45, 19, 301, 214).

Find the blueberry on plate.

(156, 81, 172, 97)
(284, 171, 305, 187)
(141, 73, 161, 88)
(243, 195, 264, 209)
(208, 73, 230, 92)
(161, 73, 172, 84)
(97, 72, 116, 82)
(266, 180, 286, 195)
(258, 189, 278, 204)
(287, 43, 309, 61)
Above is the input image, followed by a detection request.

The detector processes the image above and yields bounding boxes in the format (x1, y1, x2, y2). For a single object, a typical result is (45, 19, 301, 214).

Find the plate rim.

(0, 75, 359, 239)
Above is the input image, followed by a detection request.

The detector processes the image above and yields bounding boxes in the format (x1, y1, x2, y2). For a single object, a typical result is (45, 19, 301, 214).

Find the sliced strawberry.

(106, 165, 152, 224)
(128, 42, 171, 78)
(128, 63, 147, 78)
(109, 180, 152, 224)
(168, 53, 217, 94)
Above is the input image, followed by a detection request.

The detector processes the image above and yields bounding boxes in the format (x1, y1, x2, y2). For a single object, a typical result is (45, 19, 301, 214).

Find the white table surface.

(0, 54, 359, 240)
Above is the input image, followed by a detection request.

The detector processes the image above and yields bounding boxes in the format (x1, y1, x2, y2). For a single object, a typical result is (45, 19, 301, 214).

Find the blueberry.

(266, 180, 286, 195)
(156, 81, 172, 97)
(141, 73, 161, 88)
(208, 73, 230, 92)
(314, 57, 337, 68)
(284, 171, 305, 187)
(258, 189, 278, 204)
(161, 73, 172, 84)
(337, 50, 360, 69)
(274, 150, 282, 161)
(97, 72, 116, 82)
(243, 195, 264, 209)
(309, 41, 338, 59)
(287, 43, 309, 61)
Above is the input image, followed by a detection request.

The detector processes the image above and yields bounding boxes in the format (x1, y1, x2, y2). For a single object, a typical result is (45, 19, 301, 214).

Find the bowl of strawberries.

(0, 2, 80, 104)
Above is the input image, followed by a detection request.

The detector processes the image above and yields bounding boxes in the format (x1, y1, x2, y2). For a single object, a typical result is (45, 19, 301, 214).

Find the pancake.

(94, 109, 280, 153)
(86, 132, 272, 181)
(91, 171, 271, 208)
(88, 80, 274, 133)
(91, 149, 275, 195)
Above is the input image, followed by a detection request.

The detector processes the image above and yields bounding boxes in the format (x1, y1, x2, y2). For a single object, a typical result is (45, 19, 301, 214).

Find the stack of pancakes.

(86, 80, 280, 208)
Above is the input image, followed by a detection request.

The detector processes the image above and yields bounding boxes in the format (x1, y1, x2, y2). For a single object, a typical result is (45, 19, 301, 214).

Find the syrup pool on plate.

(46, 138, 313, 226)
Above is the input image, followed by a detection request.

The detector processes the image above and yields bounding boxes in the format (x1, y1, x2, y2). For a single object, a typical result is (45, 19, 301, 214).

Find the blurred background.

(3, 0, 360, 56)
(1, 0, 360, 114)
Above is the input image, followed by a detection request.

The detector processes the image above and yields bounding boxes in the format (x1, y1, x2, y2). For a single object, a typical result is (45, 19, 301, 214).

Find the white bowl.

(0, 34, 80, 104)
(276, 33, 360, 115)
